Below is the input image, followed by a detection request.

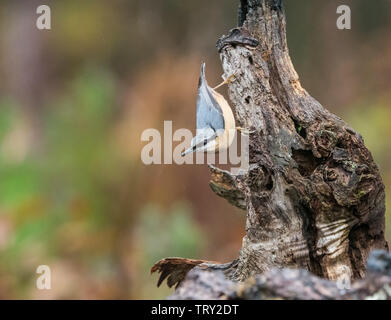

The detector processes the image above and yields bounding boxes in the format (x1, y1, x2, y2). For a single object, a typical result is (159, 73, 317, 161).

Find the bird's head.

(181, 128, 222, 156)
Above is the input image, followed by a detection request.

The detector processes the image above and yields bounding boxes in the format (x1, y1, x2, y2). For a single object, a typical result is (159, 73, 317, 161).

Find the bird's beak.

(181, 146, 194, 157)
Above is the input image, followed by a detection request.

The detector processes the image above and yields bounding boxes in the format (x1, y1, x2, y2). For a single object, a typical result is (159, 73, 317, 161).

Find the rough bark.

(168, 250, 391, 300)
(152, 0, 388, 291)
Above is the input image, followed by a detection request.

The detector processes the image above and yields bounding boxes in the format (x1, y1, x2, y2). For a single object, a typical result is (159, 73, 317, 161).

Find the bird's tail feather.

(198, 62, 206, 88)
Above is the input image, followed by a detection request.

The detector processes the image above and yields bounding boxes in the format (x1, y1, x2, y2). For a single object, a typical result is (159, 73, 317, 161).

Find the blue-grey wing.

(196, 63, 225, 134)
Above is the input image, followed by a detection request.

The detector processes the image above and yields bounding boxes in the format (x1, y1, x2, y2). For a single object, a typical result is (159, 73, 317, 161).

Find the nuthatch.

(181, 62, 236, 156)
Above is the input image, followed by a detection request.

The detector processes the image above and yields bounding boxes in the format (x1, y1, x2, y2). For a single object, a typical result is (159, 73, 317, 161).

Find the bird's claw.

(236, 126, 255, 135)
(222, 73, 236, 84)
(213, 73, 236, 90)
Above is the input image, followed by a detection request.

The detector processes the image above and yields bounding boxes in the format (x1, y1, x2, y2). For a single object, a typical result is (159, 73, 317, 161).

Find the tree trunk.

(152, 0, 388, 289)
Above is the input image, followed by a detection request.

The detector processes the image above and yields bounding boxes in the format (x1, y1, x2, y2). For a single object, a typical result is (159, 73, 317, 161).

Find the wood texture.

(168, 250, 391, 300)
(152, 0, 388, 290)
(210, 0, 388, 282)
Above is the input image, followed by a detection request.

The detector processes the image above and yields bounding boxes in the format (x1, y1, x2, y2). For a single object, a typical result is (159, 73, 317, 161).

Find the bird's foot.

(236, 126, 255, 135)
(213, 73, 236, 90)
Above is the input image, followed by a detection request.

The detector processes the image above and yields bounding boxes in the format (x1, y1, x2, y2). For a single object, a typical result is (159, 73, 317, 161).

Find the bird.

(181, 62, 236, 157)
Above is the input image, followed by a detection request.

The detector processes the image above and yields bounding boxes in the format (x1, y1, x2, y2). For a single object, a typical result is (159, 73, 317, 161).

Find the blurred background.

(0, 0, 389, 299)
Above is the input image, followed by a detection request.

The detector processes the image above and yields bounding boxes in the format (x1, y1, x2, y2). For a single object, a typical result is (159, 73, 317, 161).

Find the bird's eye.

(203, 139, 207, 146)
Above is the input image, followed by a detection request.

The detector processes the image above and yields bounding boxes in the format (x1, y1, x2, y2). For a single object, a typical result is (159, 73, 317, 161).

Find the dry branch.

(168, 250, 391, 300)
(152, 0, 388, 295)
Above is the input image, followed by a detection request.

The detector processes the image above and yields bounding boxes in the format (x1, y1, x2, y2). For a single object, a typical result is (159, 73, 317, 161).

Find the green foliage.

(134, 202, 205, 299)
(345, 100, 391, 163)
(0, 65, 206, 298)
(344, 99, 391, 241)
(0, 67, 119, 291)
(136, 203, 205, 267)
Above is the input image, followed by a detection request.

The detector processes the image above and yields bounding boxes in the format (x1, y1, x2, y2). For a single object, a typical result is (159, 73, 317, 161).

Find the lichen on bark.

(151, 0, 388, 291)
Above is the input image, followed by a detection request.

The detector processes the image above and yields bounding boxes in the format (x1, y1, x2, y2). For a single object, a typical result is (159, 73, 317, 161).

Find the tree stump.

(152, 0, 388, 290)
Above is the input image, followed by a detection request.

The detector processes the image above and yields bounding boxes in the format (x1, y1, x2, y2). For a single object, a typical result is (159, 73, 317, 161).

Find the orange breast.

(211, 90, 236, 152)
